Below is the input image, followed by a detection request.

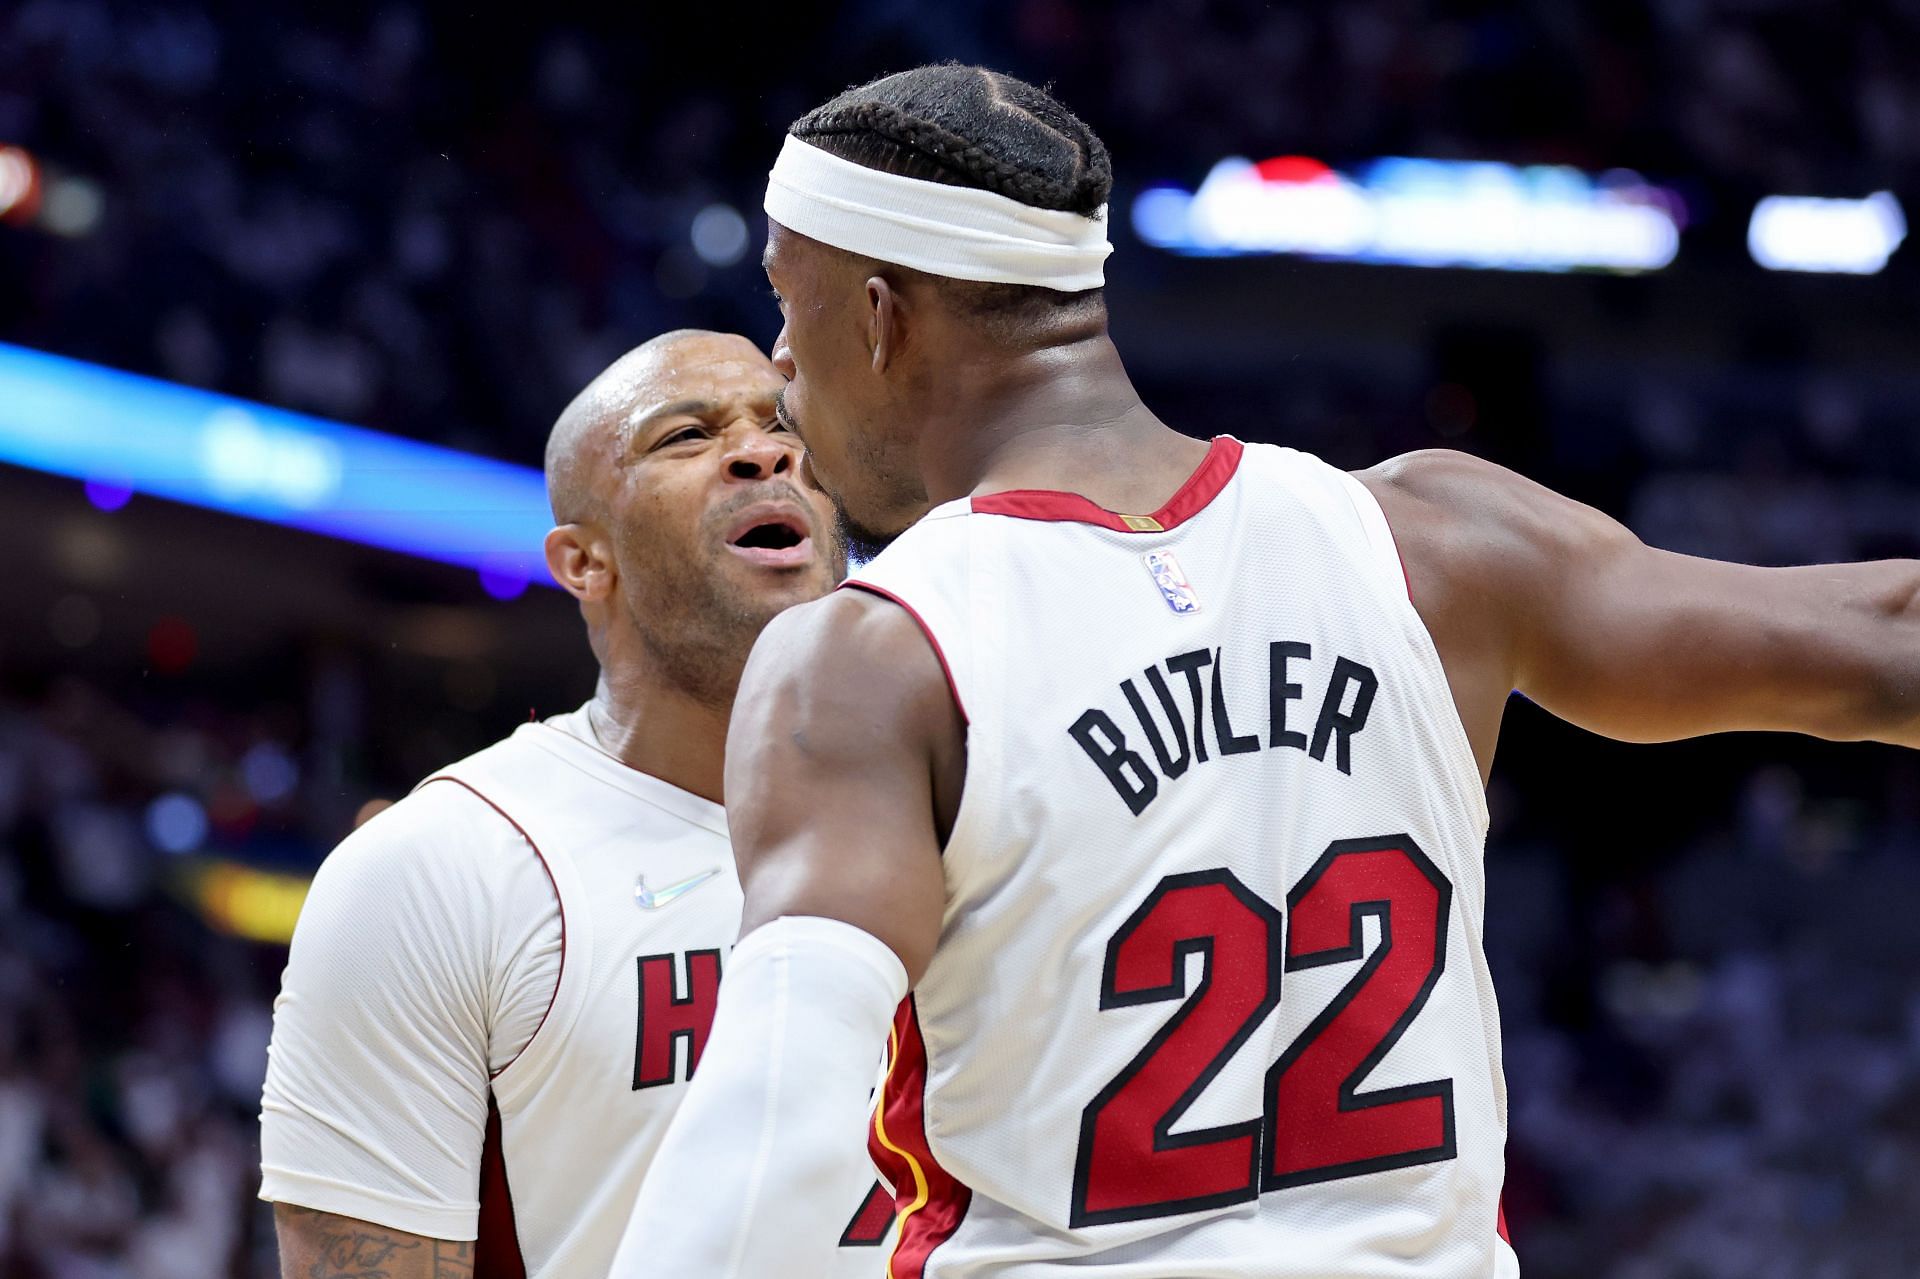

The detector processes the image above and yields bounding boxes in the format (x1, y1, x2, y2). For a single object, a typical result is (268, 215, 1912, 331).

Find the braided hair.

(788, 64, 1112, 336)
(790, 64, 1112, 216)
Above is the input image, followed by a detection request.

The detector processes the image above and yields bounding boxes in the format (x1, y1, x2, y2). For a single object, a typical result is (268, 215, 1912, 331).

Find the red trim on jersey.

(1497, 1195, 1511, 1245)
(476, 1094, 527, 1279)
(969, 435, 1243, 532)
(838, 581, 970, 724)
(869, 998, 971, 1279)
(424, 777, 567, 1081)
(839, 1180, 898, 1247)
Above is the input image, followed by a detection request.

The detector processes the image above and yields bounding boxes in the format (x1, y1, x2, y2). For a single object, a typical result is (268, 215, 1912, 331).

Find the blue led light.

(1132, 155, 1684, 273)
(0, 341, 552, 581)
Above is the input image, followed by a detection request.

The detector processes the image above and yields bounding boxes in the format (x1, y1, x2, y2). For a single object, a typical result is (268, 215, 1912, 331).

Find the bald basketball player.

(617, 67, 1920, 1278)
(261, 331, 889, 1278)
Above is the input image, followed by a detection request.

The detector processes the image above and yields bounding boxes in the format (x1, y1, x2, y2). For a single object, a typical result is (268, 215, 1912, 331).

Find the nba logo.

(1142, 550, 1200, 614)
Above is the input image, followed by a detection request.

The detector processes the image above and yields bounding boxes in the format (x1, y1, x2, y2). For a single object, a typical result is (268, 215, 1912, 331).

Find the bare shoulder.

(1361, 445, 1507, 500)
(1356, 448, 1632, 574)
(730, 587, 961, 792)
(753, 584, 945, 665)
(1348, 450, 1650, 771)
(741, 586, 952, 717)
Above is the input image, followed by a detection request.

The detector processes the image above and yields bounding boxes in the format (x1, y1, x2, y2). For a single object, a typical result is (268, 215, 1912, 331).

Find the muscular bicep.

(1370, 450, 1920, 752)
(274, 1204, 472, 1279)
(724, 590, 960, 983)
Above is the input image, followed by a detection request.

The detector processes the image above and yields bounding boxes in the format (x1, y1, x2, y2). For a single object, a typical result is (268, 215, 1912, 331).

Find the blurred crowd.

(1039, 0, 1920, 193)
(0, 628, 573, 1279)
(1486, 728, 1920, 1278)
(0, 677, 299, 1279)
(4, 0, 1920, 461)
(1167, 357, 1920, 570)
(5, 2, 1920, 1277)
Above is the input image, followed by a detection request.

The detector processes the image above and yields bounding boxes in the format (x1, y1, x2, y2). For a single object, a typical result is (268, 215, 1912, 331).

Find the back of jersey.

(848, 437, 1515, 1279)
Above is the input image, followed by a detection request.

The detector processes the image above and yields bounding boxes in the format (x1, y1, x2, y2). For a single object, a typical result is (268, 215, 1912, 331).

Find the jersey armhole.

(417, 776, 568, 1086)
(837, 581, 970, 725)
(1334, 470, 1414, 601)
(1334, 471, 1492, 835)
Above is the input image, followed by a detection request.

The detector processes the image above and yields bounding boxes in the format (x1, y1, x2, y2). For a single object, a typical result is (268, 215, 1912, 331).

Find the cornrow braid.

(784, 64, 1112, 340)
(788, 64, 1113, 217)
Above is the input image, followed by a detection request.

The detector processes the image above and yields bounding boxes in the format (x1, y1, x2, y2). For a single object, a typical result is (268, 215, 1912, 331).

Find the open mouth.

(724, 506, 815, 568)
(732, 521, 804, 551)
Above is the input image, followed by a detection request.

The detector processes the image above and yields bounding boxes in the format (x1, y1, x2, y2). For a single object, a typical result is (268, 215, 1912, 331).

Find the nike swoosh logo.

(634, 868, 722, 911)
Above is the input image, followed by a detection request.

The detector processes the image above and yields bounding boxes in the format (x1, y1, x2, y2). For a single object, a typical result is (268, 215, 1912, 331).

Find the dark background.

(2, 3, 1919, 1276)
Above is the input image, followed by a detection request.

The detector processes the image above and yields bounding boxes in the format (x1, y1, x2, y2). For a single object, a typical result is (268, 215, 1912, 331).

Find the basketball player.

(259, 331, 892, 1278)
(616, 67, 1920, 1278)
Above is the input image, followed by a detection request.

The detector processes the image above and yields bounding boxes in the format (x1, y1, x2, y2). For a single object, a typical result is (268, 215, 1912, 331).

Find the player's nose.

(770, 327, 796, 381)
(719, 421, 795, 482)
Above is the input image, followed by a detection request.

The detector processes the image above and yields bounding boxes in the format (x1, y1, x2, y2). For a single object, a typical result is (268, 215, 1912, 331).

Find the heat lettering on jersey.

(1068, 643, 1379, 814)
(632, 949, 722, 1089)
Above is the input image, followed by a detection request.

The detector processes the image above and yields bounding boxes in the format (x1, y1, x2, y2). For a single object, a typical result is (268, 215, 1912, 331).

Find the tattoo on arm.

(434, 1241, 474, 1279)
(276, 1204, 474, 1279)
(307, 1225, 420, 1279)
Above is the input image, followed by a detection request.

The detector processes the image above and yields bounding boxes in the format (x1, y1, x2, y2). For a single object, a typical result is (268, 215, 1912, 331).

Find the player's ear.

(867, 274, 899, 374)
(544, 523, 614, 602)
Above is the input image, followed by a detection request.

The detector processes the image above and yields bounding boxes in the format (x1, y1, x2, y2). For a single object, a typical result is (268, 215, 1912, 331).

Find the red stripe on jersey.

(970, 435, 1244, 533)
(476, 1094, 527, 1279)
(840, 1180, 898, 1247)
(869, 998, 971, 1279)
(423, 777, 567, 1080)
(1498, 1195, 1511, 1245)
(838, 582, 970, 724)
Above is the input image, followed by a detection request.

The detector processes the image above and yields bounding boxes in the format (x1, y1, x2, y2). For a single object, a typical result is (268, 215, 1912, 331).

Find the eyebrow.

(621, 392, 783, 450)
(631, 397, 715, 428)
(616, 397, 711, 458)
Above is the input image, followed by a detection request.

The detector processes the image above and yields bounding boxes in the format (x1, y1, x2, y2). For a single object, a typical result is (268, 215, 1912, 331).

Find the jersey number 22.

(1070, 835, 1456, 1227)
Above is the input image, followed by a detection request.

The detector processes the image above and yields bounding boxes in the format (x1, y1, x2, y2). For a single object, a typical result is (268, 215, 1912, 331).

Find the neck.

(585, 658, 733, 805)
(916, 331, 1194, 511)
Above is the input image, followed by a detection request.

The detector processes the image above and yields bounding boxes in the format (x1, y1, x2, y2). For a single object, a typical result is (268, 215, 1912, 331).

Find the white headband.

(764, 135, 1111, 291)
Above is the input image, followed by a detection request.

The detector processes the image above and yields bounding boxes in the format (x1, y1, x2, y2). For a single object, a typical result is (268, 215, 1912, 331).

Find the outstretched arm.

(1362, 449, 1920, 771)
(613, 590, 959, 1278)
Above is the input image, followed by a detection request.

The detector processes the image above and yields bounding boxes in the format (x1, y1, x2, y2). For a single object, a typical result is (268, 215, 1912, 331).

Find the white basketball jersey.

(426, 721, 892, 1278)
(847, 438, 1516, 1278)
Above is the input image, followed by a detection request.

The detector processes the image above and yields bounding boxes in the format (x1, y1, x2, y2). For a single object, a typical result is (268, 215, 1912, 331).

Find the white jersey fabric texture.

(260, 705, 891, 1278)
(845, 438, 1517, 1279)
